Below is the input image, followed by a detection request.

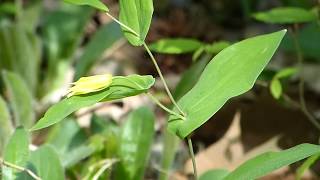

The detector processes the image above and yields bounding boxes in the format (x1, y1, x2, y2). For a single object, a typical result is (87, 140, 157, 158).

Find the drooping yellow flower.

(67, 74, 112, 97)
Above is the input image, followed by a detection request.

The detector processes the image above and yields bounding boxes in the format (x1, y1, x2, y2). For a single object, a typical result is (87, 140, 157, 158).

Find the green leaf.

(27, 145, 65, 180)
(75, 21, 123, 79)
(224, 144, 320, 180)
(30, 89, 112, 131)
(2, 127, 29, 179)
(253, 7, 317, 24)
(296, 153, 320, 180)
(2, 70, 35, 128)
(270, 78, 282, 99)
(30, 75, 155, 131)
(168, 30, 286, 138)
(174, 55, 211, 100)
(0, 95, 13, 154)
(64, 0, 108, 12)
(46, 118, 83, 155)
(199, 169, 229, 180)
(274, 67, 297, 79)
(119, 0, 153, 46)
(149, 38, 203, 54)
(115, 107, 155, 180)
(205, 41, 231, 54)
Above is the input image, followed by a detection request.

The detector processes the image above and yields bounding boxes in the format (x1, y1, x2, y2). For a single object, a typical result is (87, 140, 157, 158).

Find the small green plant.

(1, 1, 320, 180)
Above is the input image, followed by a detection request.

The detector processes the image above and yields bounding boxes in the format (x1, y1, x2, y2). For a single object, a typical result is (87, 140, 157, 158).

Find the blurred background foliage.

(0, 0, 320, 179)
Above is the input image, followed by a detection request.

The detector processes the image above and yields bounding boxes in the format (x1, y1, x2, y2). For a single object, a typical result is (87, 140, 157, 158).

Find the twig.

(0, 158, 42, 180)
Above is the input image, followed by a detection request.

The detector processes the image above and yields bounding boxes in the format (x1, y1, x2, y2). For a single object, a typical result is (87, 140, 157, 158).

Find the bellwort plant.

(2, 1, 320, 180)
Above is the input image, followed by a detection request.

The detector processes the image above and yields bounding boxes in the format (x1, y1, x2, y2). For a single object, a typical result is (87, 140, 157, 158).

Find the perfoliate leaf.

(168, 30, 286, 138)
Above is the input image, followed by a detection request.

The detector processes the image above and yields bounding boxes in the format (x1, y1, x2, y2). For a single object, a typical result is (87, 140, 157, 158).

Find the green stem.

(105, 13, 139, 37)
(187, 137, 198, 180)
(291, 26, 320, 130)
(143, 43, 185, 116)
(0, 158, 42, 180)
(105, 12, 186, 117)
(147, 92, 185, 120)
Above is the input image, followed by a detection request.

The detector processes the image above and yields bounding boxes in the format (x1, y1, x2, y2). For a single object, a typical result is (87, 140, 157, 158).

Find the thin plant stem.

(187, 137, 198, 180)
(291, 26, 320, 130)
(104, 12, 185, 117)
(105, 13, 139, 37)
(0, 158, 42, 180)
(143, 43, 185, 116)
(146, 92, 185, 120)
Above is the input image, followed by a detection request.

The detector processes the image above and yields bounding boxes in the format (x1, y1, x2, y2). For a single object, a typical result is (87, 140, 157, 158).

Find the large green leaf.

(64, 0, 109, 12)
(2, 70, 35, 128)
(149, 38, 203, 54)
(0, 95, 13, 154)
(253, 7, 317, 24)
(174, 55, 211, 100)
(115, 107, 155, 180)
(26, 145, 64, 180)
(168, 30, 286, 138)
(224, 144, 320, 180)
(2, 127, 29, 180)
(31, 75, 154, 131)
(119, 0, 153, 46)
(74, 22, 123, 79)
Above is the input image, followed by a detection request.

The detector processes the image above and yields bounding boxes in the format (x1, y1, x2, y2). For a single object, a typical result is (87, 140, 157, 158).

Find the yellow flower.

(68, 74, 112, 97)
